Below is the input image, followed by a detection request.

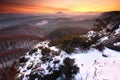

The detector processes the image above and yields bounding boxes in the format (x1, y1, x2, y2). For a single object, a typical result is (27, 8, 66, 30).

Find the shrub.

(40, 47, 52, 63)
(29, 57, 79, 80)
(64, 46, 75, 54)
(49, 35, 92, 53)
(95, 43, 105, 51)
(63, 57, 75, 66)
(29, 48, 38, 55)
(40, 56, 52, 63)
(61, 57, 79, 80)
(92, 26, 102, 31)
(41, 47, 51, 55)
(19, 56, 28, 63)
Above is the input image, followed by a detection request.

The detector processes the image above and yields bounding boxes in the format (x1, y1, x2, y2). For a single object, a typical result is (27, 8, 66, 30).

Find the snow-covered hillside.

(15, 40, 120, 80)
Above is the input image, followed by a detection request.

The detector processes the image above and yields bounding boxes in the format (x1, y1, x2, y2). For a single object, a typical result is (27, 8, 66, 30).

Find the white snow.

(69, 49, 103, 80)
(103, 47, 120, 57)
(36, 20, 48, 26)
(18, 41, 120, 80)
(99, 36, 108, 42)
(93, 58, 120, 80)
(114, 42, 120, 46)
(115, 24, 120, 34)
(69, 47, 120, 80)
(50, 46, 59, 51)
(86, 31, 96, 37)
(34, 40, 49, 48)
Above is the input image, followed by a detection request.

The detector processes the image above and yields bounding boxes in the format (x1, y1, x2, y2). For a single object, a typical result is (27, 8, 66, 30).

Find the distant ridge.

(101, 11, 120, 17)
(56, 11, 64, 15)
(0, 24, 45, 38)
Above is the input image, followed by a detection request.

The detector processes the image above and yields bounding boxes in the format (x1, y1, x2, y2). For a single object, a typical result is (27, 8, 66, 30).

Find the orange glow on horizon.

(0, 0, 120, 13)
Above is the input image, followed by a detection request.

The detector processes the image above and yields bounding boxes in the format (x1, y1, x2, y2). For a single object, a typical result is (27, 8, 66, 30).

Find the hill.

(46, 26, 88, 39)
(0, 25, 45, 69)
(0, 24, 45, 37)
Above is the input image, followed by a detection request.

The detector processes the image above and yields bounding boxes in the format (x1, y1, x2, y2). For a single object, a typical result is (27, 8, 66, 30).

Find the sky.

(0, 0, 120, 13)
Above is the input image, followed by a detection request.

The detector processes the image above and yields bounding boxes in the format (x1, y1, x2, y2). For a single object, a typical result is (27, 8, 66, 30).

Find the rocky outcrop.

(106, 20, 120, 32)
(91, 11, 120, 51)
(15, 41, 79, 80)
(102, 34, 120, 51)
(101, 21, 120, 51)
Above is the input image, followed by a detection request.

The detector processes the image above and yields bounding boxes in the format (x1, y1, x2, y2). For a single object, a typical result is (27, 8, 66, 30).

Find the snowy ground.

(17, 41, 120, 80)
(72, 47, 120, 80)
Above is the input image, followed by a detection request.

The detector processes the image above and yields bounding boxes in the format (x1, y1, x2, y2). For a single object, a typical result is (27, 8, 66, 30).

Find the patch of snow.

(86, 31, 96, 37)
(103, 47, 120, 57)
(50, 46, 59, 51)
(115, 24, 120, 34)
(114, 42, 120, 46)
(99, 36, 108, 42)
(69, 49, 103, 80)
(36, 20, 48, 26)
(35, 40, 49, 48)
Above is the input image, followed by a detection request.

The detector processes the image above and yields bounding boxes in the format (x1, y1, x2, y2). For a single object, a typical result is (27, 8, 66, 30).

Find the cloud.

(0, 0, 119, 13)
(0, 0, 70, 13)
